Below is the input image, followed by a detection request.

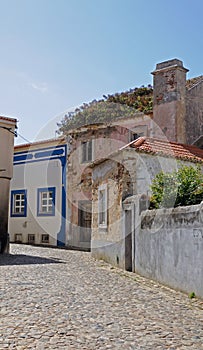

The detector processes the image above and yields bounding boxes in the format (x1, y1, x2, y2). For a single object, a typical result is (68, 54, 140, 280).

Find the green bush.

(149, 165, 203, 209)
(56, 86, 153, 134)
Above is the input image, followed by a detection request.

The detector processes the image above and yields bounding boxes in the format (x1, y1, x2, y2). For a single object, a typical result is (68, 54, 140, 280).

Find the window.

(37, 187, 55, 216)
(129, 126, 148, 142)
(131, 132, 144, 141)
(15, 233, 22, 243)
(81, 140, 93, 163)
(98, 184, 108, 229)
(11, 190, 27, 217)
(28, 234, 35, 244)
(41, 234, 49, 243)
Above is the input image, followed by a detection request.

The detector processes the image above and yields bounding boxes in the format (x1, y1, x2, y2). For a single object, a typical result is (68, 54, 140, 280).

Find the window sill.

(11, 213, 26, 218)
(98, 225, 108, 232)
(37, 212, 55, 217)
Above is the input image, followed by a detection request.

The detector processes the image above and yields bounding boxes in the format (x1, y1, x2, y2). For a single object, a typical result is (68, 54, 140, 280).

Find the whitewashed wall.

(9, 141, 67, 246)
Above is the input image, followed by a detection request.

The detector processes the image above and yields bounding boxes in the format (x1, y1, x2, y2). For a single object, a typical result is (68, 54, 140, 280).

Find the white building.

(9, 137, 67, 247)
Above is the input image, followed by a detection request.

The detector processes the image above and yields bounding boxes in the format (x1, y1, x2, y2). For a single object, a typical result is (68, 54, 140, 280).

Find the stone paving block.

(0, 244, 203, 349)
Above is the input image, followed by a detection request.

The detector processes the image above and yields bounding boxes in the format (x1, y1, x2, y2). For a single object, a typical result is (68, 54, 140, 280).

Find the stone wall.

(67, 115, 151, 250)
(135, 202, 203, 298)
(91, 159, 126, 269)
(186, 83, 203, 145)
(152, 59, 188, 144)
(91, 149, 201, 272)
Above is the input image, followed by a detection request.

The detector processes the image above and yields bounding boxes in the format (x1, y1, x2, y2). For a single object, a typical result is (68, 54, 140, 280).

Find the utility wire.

(16, 132, 30, 143)
(0, 126, 31, 143)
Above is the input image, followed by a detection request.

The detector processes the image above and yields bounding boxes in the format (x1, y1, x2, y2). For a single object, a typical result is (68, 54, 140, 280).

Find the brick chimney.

(151, 59, 189, 143)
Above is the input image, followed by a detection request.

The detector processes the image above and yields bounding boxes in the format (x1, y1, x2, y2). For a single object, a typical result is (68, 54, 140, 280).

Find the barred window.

(11, 190, 27, 217)
(37, 187, 55, 216)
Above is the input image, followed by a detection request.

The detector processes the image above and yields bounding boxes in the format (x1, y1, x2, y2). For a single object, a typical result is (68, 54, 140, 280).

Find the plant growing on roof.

(56, 86, 153, 134)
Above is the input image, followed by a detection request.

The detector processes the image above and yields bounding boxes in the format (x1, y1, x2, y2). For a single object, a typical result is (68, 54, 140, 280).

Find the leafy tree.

(57, 86, 153, 135)
(150, 165, 203, 209)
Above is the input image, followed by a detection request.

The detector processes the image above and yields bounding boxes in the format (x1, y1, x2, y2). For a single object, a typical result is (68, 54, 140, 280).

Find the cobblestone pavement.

(0, 244, 203, 350)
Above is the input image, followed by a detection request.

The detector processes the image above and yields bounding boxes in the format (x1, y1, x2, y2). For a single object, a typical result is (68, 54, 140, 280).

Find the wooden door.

(78, 201, 92, 247)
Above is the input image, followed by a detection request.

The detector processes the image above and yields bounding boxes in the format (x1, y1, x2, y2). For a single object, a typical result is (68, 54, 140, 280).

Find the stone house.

(91, 137, 203, 270)
(66, 113, 152, 250)
(0, 116, 17, 253)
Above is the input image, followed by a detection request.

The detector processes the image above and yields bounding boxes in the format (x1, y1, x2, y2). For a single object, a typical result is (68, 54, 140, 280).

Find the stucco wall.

(91, 149, 201, 270)
(0, 117, 16, 253)
(186, 83, 203, 145)
(67, 115, 151, 250)
(135, 202, 203, 298)
(91, 159, 126, 268)
(9, 141, 66, 247)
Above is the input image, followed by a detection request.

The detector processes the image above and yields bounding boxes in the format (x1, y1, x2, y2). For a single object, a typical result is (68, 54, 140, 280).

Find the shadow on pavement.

(0, 254, 66, 266)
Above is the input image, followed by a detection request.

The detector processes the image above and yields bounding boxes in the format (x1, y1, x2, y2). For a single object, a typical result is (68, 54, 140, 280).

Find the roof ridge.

(131, 136, 146, 148)
(14, 136, 66, 149)
(0, 115, 17, 123)
(186, 75, 203, 90)
(145, 137, 203, 149)
(128, 137, 203, 163)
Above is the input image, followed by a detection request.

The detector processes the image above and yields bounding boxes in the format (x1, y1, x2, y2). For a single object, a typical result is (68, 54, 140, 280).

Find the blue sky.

(1, 0, 203, 144)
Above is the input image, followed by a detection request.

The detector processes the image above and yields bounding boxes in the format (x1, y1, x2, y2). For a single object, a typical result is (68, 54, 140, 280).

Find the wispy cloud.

(30, 82, 48, 93)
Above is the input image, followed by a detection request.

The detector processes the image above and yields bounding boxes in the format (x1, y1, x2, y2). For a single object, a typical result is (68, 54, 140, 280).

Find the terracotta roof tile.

(0, 115, 17, 123)
(14, 137, 66, 150)
(129, 137, 203, 163)
(186, 75, 203, 90)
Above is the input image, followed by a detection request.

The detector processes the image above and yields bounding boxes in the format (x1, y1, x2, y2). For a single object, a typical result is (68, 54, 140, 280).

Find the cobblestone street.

(0, 244, 203, 349)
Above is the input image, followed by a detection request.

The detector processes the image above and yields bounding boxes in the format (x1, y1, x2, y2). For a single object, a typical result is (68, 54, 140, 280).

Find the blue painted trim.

(34, 148, 64, 159)
(14, 156, 63, 166)
(14, 145, 66, 165)
(10, 189, 27, 217)
(14, 154, 33, 162)
(57, 144, 67, 247)
(37, 187, 56, 217)
(14, 144, 65, 156)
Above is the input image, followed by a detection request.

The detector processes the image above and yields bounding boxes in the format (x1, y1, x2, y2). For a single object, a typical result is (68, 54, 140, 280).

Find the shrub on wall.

(149, 165, 203, 209)
(56, 86, 153, 134)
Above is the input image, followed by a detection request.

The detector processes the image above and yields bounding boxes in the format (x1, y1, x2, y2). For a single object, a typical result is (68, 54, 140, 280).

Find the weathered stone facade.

(66, 114, 152, 250)
(91, 153, 134, 269)
(152, 58, 203, 146)
(186, 81, 203, 145)
(91, 139, 203, 269)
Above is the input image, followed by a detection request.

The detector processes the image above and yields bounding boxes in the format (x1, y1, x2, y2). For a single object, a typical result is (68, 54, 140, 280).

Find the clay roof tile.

(129, 137, 203, 163)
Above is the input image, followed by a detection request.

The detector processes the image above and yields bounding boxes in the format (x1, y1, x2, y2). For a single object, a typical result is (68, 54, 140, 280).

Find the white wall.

(134, 201, 203, 298)
(9, 142, 66, 246)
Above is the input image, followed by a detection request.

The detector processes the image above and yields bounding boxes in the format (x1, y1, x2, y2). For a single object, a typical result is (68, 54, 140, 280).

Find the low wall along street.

(135, 202, 203, 298)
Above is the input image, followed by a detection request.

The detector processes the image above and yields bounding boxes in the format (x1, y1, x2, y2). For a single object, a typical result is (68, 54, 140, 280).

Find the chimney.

(151, 58, 189, 143)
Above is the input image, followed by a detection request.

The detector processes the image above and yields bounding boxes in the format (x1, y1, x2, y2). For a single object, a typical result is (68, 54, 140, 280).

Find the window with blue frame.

(11, 190, 27, 217)
(37, 187, 56, 216)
